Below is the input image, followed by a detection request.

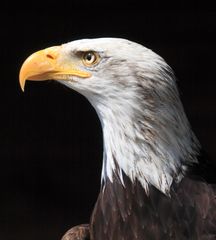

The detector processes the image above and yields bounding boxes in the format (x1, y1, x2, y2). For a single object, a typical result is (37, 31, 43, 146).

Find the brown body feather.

(90, 173, 216, 240)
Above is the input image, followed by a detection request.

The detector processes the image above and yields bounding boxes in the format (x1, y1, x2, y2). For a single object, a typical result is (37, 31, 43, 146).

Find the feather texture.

(61, 38, 200, 194)
(90, 173, 216, 240)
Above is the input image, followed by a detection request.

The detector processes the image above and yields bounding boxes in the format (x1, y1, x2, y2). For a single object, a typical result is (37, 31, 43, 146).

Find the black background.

(1, 2, 216, 240)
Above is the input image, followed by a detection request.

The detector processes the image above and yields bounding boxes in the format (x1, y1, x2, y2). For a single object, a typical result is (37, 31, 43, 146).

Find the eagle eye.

(82, 51, 99, 66)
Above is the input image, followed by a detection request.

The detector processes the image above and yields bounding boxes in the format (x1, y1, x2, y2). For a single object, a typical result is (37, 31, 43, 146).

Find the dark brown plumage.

(89, 173, 216, 240)
(62, 169, 216, 240)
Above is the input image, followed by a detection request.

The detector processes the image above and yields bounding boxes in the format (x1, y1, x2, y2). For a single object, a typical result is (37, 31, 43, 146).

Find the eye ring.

(82, 51, 99, 66)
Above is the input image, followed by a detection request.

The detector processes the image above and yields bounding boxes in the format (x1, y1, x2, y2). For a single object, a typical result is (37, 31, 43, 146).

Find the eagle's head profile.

(20, 38, 200, 195)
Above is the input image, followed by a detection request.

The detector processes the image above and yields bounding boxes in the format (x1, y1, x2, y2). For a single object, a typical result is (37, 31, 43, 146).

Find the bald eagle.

(19, 38, 216, 240)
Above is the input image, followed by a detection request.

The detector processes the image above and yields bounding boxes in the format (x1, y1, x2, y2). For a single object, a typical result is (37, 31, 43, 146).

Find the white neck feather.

(97, 101, 196, 195)
(86, 76, 199, 195)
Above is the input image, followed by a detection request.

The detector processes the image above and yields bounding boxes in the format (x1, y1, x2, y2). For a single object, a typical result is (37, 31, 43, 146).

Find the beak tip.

(19, 74, 26, 92)
(21, 85, 25, 92)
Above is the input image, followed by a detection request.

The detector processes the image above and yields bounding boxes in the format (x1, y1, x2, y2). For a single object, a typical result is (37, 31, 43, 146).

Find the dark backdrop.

(1, 2, 216, 240)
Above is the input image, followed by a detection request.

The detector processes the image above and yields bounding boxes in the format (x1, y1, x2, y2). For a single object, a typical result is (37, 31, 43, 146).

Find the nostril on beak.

(46, 54, 54, 59)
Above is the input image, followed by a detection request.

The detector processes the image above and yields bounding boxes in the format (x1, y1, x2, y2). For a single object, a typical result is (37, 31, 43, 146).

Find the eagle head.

(19, 38, 200, 195)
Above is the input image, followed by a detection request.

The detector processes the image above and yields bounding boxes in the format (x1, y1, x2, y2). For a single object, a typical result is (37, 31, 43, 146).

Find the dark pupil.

(86, 53, 93, 61)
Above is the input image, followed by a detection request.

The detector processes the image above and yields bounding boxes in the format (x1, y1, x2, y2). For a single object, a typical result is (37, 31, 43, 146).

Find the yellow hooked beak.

(19, 46, 91, 91)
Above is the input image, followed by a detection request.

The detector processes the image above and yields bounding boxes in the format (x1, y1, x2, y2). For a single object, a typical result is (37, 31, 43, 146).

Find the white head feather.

(60, 38, 200, 195)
